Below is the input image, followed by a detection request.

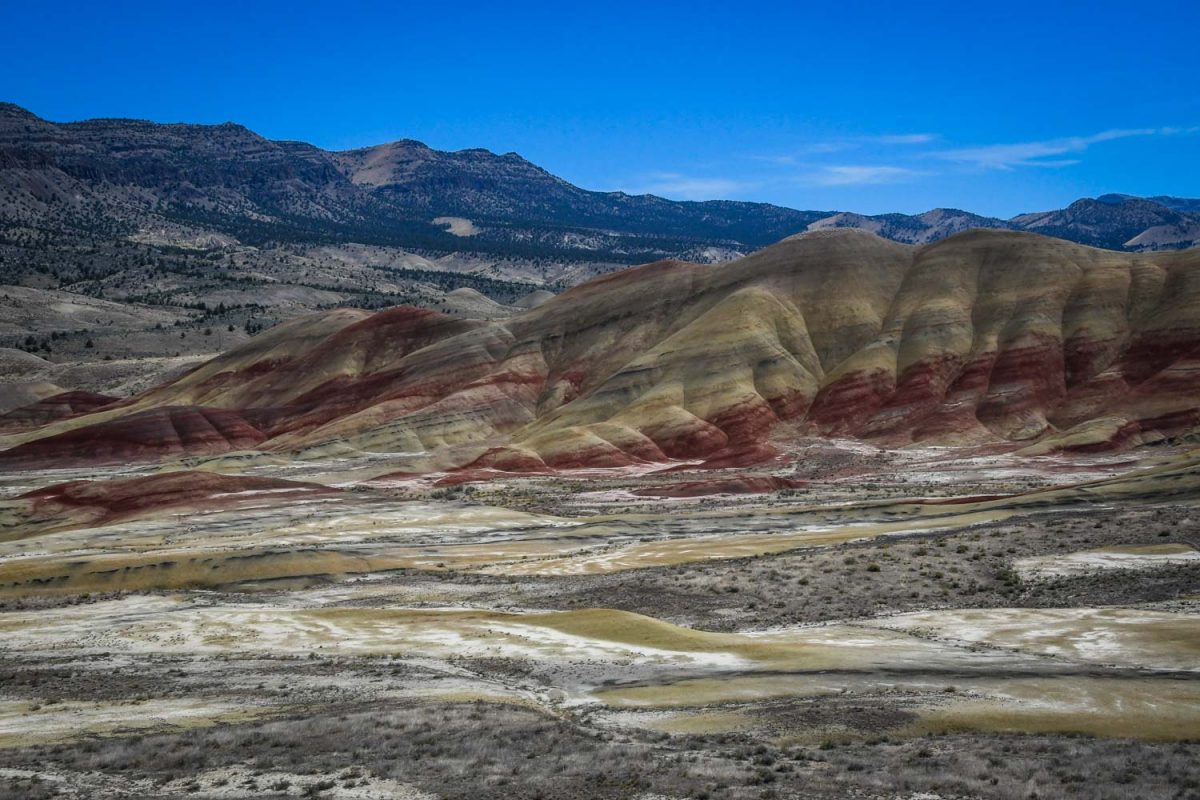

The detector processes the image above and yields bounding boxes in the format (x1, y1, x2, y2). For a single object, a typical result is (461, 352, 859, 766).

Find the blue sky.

(3, 0, 1197, 217)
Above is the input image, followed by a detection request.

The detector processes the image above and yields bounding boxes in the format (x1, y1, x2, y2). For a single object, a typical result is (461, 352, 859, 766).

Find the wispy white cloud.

(748, 133, 938, 165)
(747, 143, 851, 166)
(625, 161, 928, 199)
(806, 165, 927, 186)
(867, 133, 938, 145)
(618, 124, 1192, 204)
(933, 127, 1195, 170)
(746, 154, 803, 166)
(622, 172, 753, 200)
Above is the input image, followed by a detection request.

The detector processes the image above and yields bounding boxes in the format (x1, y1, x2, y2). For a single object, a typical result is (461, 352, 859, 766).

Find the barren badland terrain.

(1, 107, 1199, 800)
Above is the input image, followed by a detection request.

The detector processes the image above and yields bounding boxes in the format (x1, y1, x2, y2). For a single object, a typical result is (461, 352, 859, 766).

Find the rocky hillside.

(1011, 195, 1200, 250)
(333, 139, 824, 249)
(805, 208, 1009, 245)
(4, 229, 1197, 473)
(0, 102, 824, 267)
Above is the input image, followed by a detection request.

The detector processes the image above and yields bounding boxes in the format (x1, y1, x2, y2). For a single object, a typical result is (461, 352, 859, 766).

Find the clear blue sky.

(3, 0, 1197, 217)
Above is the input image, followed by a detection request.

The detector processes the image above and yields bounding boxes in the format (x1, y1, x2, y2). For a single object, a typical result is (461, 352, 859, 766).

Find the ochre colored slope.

(5, 229, 1199, 471)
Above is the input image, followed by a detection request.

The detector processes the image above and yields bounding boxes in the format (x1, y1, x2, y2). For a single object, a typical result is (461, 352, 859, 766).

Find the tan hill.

(514, 289, 556, 309)
(2, 229, 1198, 473)
(440, 287, 515, 319)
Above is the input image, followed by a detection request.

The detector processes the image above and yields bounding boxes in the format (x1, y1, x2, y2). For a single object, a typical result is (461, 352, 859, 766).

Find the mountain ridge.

(3, 102, 1197, 264)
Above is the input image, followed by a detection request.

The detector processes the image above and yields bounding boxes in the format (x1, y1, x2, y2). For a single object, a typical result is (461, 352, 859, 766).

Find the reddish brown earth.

(6, 471, 337, 536)
(664, 444, 784, 471)
(0, 406, 267, 469)
(0, 390, 117, 432)
(4, 229, 1199, 473)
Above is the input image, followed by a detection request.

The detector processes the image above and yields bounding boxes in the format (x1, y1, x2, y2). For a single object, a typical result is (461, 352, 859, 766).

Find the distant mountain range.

(808, 196, 1200, 251)
(3, 102, 1198, 266)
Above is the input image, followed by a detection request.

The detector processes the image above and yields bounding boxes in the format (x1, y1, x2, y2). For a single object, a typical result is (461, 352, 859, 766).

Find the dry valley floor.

(0, 441, 1197, 799)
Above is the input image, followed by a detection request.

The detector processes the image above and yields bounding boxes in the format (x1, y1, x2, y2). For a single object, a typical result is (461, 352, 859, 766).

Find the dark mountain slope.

(1010, 196, 1199, 250)
(0, 103, 824, 263)
(4, 103, 1196, 266)
(333, 139, 825, 246)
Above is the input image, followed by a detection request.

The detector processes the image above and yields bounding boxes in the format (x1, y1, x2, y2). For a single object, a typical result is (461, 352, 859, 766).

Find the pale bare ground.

(0, 445, 1196, 797)
(0, 699, 267, 747)
(865, 606, 1200, 670)
(1014, 543, 1200, 579)
(432, 216, 481, 237)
